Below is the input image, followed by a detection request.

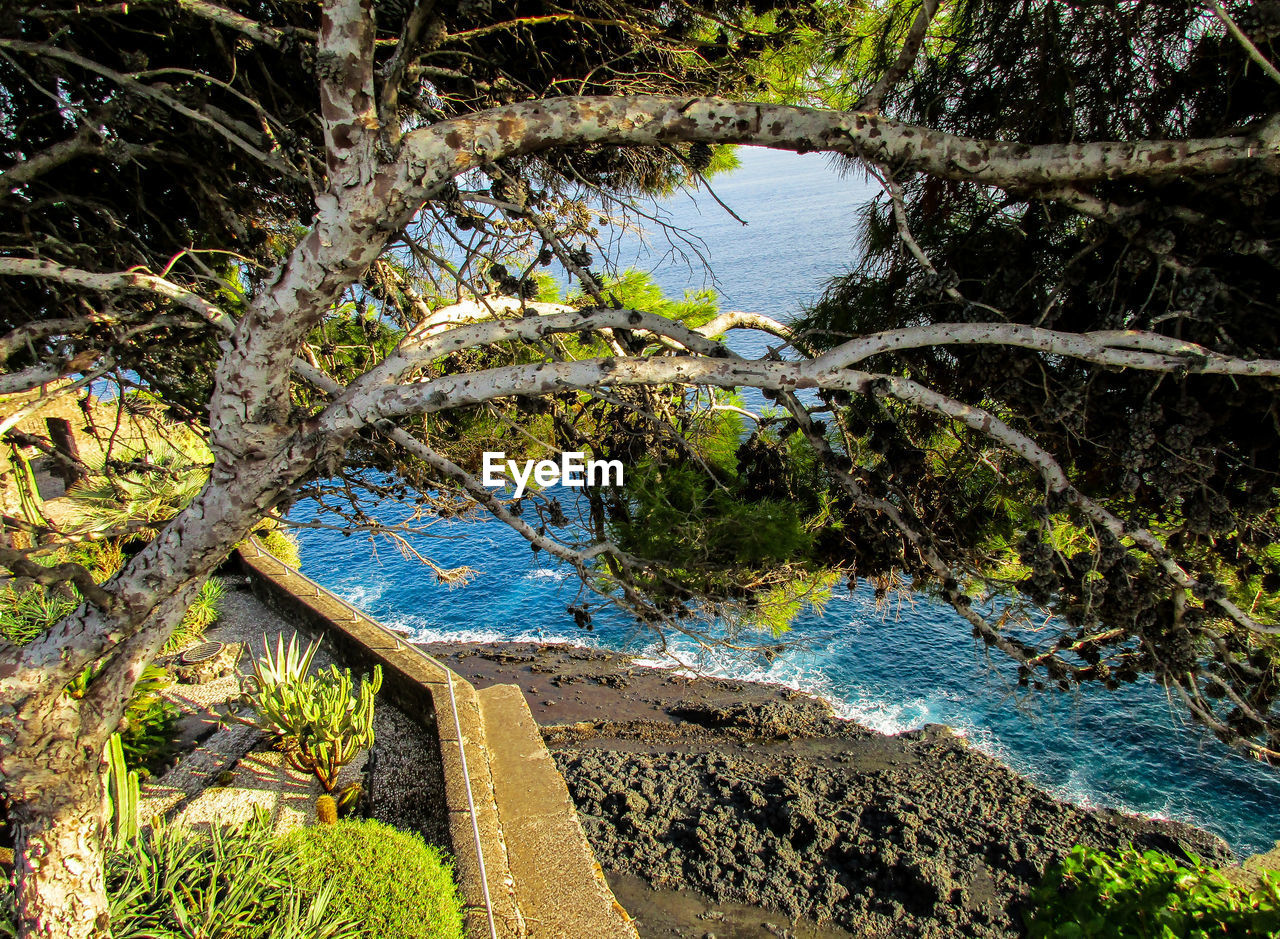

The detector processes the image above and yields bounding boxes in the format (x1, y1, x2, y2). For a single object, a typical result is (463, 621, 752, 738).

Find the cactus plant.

(335, 782, 362, 817)
(105, 732, 139, 845)
(242, 632, 382, 792)
(315, 794, 338, 825)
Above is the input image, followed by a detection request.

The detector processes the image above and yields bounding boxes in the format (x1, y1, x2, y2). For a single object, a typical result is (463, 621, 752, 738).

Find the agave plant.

(246, 634, 320, 696)
(242, 634, 382, 792)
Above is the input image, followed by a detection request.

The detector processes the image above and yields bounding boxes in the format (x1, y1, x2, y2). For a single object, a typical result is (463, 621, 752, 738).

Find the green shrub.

(0, 582, 77, 645)
(161, 576, 225, 654)
(255, 524, 301, 568)
(282, 819, 464, 939)
(0, 878, 14, 939)
(65, 662, 180, 774)
(116, 664, 181, 774)
(1027, 845, 1280, 938)
(0, 811, 361, 939)
(105, 732, 140, 846)
(108, 810, 360, 939)
(0, 539, 121, 644)
(62, 436, 210, 540)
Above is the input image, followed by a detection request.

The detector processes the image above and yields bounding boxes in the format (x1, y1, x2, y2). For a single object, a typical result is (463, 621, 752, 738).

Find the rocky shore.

(421, 641, 1232, 939)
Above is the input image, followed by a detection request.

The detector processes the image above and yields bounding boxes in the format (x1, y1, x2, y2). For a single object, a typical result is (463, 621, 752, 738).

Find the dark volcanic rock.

(551, 701, 1230, 938)
(668, 696, 835, 737)
(423, 641, 1232, 938)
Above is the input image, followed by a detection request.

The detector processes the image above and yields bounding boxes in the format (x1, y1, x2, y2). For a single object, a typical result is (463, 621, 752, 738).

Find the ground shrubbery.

(160, 576, 226, 654)
(253, 521, 302, 568)
(1028, 845, 1280, 938)
(282, 819, 464, 939)
(2, 814, 463, 939)
(2, 811, 360, 939)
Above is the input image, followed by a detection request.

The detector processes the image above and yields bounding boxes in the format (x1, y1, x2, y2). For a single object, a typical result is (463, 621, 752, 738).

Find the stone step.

(476, 683, 637, 939)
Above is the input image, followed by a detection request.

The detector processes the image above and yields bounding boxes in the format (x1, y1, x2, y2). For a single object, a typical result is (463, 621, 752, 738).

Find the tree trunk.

(1, 447, 328, 938)
(43, 419, 83, 490)
(9, 759, 109, 939)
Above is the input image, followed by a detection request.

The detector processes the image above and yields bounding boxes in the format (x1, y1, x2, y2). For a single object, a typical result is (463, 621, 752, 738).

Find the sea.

(291, 146, 1280, 857)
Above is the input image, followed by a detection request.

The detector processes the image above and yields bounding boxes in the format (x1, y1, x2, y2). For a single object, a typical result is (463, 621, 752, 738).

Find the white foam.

(390, 617, 589, 648)
(338, 583, 385, 608)
(326, 570, 1228, 846)
(524, 568, 573, 582)
(629, 640, 868, 724)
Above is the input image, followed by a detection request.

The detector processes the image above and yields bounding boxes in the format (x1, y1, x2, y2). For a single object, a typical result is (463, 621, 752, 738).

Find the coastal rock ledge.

(422, 642, 1231, 939)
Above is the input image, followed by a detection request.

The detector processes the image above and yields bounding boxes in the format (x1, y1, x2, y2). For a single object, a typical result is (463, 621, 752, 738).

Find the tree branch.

(0, 127, 97, 191)
(378, 0, 436, 137)
(0, 39, 298, 178)
(856, 0, 940, 113)
(876, 374, 1280, 638)
(0, 351, 106, 396)
(696, 310, 795, 343)
(318, 0, 378, 190)
(1210, 0, 1280, 87)
(394, 95, 1280, 206)
(0, 259, 233, 332)
(169, 0, 317, 49)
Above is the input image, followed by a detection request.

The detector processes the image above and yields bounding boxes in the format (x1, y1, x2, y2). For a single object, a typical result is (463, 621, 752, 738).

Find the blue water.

(292, 147, 1280, 857)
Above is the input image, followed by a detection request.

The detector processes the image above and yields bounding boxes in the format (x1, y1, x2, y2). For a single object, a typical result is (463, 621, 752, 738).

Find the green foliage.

(614, 461, 813, 568)
(1027, 846, 1280, 938)
(0, 538, 128, 646)
(607, 457, 840, 631)
(335, 782, 362, 816)
(0, 581, 77, 646)
(569, 268, 720, 330)
(116, 665, 181, 774)
(103, 811, 361, 939)
(255, 524, 302, 569)
(161, 577, 225, 655)
(304, 303, 404, 386)
(745, 569, 842, 637)
(251, 633, 320, 690)
(105, 732, 140, 846)
(5, 443, 47, 527)
(0, 884, 13, 939)
(63, 435, 211, 540)
(244, 634, 382, 791)
(69, 662, 180, 773)
(0, 812, 359, 937)
(0, 540, 180, 769)
(282, 819, 464, 939)
(787, 0, 1280, 753)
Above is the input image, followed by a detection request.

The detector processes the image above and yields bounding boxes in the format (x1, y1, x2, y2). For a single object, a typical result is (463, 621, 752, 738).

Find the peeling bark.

(8, 763, 108, 939)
